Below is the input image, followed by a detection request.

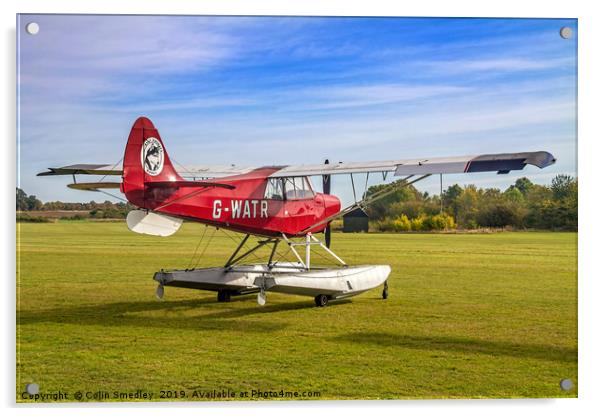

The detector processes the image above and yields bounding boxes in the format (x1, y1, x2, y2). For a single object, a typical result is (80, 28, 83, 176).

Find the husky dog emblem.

(141, 137, 164, 176)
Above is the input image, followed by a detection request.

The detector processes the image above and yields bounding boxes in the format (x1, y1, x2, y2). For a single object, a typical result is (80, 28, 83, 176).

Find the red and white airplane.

(39, 116, 556, 306)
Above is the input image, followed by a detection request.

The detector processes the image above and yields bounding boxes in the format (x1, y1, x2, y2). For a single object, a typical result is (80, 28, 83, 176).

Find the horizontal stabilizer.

(67, 182, 121, 191)
(37, 164, 123, 176)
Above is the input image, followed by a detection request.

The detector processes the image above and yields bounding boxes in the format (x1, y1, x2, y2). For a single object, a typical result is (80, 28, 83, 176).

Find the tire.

(314, 294, 329, 307)
(217, 291, 231, 302)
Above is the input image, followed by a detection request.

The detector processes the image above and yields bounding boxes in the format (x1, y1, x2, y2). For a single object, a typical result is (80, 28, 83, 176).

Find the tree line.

(366, 174, 577, 231)
(16, 188, 131, 219)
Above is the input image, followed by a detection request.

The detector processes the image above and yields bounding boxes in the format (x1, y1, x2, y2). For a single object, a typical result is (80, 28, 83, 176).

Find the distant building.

(343, 208, 369, 233)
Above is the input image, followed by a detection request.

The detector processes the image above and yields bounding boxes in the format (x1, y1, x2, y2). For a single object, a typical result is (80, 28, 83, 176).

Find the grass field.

(16, 222, 577, 401)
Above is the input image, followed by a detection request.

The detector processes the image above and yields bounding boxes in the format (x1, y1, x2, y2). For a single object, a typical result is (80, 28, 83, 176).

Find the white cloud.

(20, 16, 240, 76)
(295, 84, 471, 110)
(418, 57, 574, 75)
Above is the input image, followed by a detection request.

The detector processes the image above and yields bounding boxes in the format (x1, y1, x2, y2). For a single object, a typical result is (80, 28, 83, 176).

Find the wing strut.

(302, 174, 431, 234)
(440, 173, 444, 213)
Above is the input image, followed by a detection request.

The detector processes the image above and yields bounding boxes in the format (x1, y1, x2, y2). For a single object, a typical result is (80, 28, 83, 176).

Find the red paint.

(121, 117, 340, 237)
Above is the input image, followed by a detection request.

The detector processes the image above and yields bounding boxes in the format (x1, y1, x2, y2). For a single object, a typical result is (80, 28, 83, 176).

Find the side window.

(284, 177, 314, 200)
(293, 177, 305, 198)
(264, 178, 284, 200)
(284, 178, 297, 199)
(303, 177, 315, 198)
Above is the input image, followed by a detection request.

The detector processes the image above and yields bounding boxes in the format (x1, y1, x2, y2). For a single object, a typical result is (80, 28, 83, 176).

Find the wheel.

(217, 291, 231, 302)
(314, 294, 329, 307)
(382, 280, 389, 300)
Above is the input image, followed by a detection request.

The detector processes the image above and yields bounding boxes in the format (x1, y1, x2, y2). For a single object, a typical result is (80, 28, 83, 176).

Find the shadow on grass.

(332, 332, 577, 363)
(18, 288, 356, 333)
(200, 298, 352, 320)
(17, 297, 313, 333)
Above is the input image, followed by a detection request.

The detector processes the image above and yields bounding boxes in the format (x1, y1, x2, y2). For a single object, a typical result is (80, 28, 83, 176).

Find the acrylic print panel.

(16, 15, 577, 402)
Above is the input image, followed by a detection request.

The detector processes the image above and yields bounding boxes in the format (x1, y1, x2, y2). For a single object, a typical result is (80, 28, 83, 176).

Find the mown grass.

(16, 222, 577, 401)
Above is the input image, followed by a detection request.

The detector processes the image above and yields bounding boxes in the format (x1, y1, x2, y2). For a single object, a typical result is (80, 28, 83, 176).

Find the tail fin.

(121, 117, 183, 209)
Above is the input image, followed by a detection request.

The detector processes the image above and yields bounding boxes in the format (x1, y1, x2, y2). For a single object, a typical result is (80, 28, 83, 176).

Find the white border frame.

(4, 1, 599, 415)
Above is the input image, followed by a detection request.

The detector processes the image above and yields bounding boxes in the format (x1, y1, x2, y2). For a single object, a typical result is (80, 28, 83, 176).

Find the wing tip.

(36, 169, 55, 176)
(528, 151, 557, 169)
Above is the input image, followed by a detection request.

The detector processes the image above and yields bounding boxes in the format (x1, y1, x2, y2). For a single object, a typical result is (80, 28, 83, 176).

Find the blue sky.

(17, 15, 577, 205)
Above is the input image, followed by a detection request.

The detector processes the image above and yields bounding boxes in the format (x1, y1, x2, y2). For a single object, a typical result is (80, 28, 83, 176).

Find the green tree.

(16, 188, 43, 211)
(455, 185, 480, 227)
(477, 203, 518, 227)
(364, 180, 418, 220)
(442, 184, 462, 217)
(504, 187, 524, 203)
(513, 177, 534, 195)
(551, 174, 577, 201)
(27, 195, 43, 210)
(16, 188, 28, 211)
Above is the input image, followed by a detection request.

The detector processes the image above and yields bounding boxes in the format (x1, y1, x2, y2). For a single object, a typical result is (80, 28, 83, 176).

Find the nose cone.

(323, 194, 341, 218)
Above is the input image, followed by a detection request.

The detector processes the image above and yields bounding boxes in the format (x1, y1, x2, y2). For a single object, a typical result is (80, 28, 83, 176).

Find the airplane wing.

(269, 151, 556, 177)
(37, 151, 555, 181)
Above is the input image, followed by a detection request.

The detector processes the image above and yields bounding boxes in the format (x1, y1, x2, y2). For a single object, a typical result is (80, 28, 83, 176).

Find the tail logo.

(141, 137, 164, 176)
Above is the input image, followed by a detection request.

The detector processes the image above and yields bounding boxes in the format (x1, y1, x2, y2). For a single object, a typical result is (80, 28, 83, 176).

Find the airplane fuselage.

(121, 167, 341, 237)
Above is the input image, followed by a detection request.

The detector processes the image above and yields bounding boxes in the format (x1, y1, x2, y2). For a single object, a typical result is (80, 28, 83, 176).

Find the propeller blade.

(322, 159, 330, 248)
(322, 159, 331, 194)
(323, 159, 332, 248)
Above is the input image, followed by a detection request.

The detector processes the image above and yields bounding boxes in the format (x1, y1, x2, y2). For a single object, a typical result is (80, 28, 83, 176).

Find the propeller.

(322, 159, 332, 248)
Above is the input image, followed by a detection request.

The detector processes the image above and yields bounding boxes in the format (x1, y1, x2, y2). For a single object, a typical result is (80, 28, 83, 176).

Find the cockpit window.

(284, 176, 314, 200)
(264, 178, 284, 200)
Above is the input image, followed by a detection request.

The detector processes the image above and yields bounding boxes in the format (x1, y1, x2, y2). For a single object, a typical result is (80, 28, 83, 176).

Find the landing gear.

(217, 290, 231, 302)
(382, 280, 389, 300)
(314, 294, 329, 307)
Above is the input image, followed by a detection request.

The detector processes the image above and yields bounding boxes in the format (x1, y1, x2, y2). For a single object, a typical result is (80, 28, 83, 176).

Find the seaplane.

(38, 117, 556, 307)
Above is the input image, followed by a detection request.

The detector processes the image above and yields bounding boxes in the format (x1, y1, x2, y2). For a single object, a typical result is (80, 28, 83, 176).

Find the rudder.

(121, 116, 183, 209)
